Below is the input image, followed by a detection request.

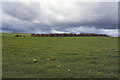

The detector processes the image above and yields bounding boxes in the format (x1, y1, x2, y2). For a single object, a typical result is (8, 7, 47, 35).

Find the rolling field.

(2, 33, 119, 78)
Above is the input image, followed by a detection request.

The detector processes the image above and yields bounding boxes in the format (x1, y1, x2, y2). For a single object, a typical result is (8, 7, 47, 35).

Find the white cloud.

(64, 26, 118, 36)
(51, 29, 65, 34)
(100, 29, 118, 37)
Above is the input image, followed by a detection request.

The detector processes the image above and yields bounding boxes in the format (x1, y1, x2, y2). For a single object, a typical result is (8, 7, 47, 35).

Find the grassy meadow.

(2, 33, 119, 78)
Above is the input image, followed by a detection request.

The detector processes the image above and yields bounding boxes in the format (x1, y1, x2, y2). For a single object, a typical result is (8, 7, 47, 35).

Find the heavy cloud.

(1, 1, 119, 36)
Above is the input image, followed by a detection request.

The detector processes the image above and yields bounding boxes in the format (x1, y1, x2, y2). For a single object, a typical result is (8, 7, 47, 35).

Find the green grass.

(2, 33, 119, 78)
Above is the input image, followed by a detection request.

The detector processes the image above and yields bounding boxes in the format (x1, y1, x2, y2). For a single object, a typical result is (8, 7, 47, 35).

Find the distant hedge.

(15, 33, 110, 37)
(29, 33, 110, 37)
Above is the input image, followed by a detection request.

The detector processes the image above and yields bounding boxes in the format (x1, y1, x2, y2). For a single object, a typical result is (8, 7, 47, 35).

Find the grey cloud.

(0, 3, 2, 29)
(53, 2, 118, 29)
(1, 2, 118, 36)
(2, 2, 40, 21)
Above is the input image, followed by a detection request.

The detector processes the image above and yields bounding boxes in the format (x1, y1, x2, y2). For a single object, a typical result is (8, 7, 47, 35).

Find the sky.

(0, 0, 119, 36)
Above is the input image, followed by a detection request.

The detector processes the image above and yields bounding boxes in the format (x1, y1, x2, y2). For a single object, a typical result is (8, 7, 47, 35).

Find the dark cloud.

(1, 2, 118, 36)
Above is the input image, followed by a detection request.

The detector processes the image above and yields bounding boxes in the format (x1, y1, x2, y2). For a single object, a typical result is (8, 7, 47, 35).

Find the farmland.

(2, 33, 119, 78)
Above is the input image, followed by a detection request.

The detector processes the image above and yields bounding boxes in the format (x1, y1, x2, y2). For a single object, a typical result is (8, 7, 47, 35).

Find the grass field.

(2, 33, 119, 78)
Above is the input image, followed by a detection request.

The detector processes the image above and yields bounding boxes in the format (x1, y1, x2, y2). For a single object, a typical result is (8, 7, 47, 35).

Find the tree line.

(18, 33, 111, 37)
(15, 33, 111, 37)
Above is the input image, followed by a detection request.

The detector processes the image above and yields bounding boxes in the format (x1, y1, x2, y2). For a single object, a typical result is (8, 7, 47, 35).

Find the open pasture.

(2, 33, 119, 78)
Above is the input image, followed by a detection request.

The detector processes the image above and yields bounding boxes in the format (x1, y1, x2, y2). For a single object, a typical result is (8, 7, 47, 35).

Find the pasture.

(2, 33, 119, 78)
